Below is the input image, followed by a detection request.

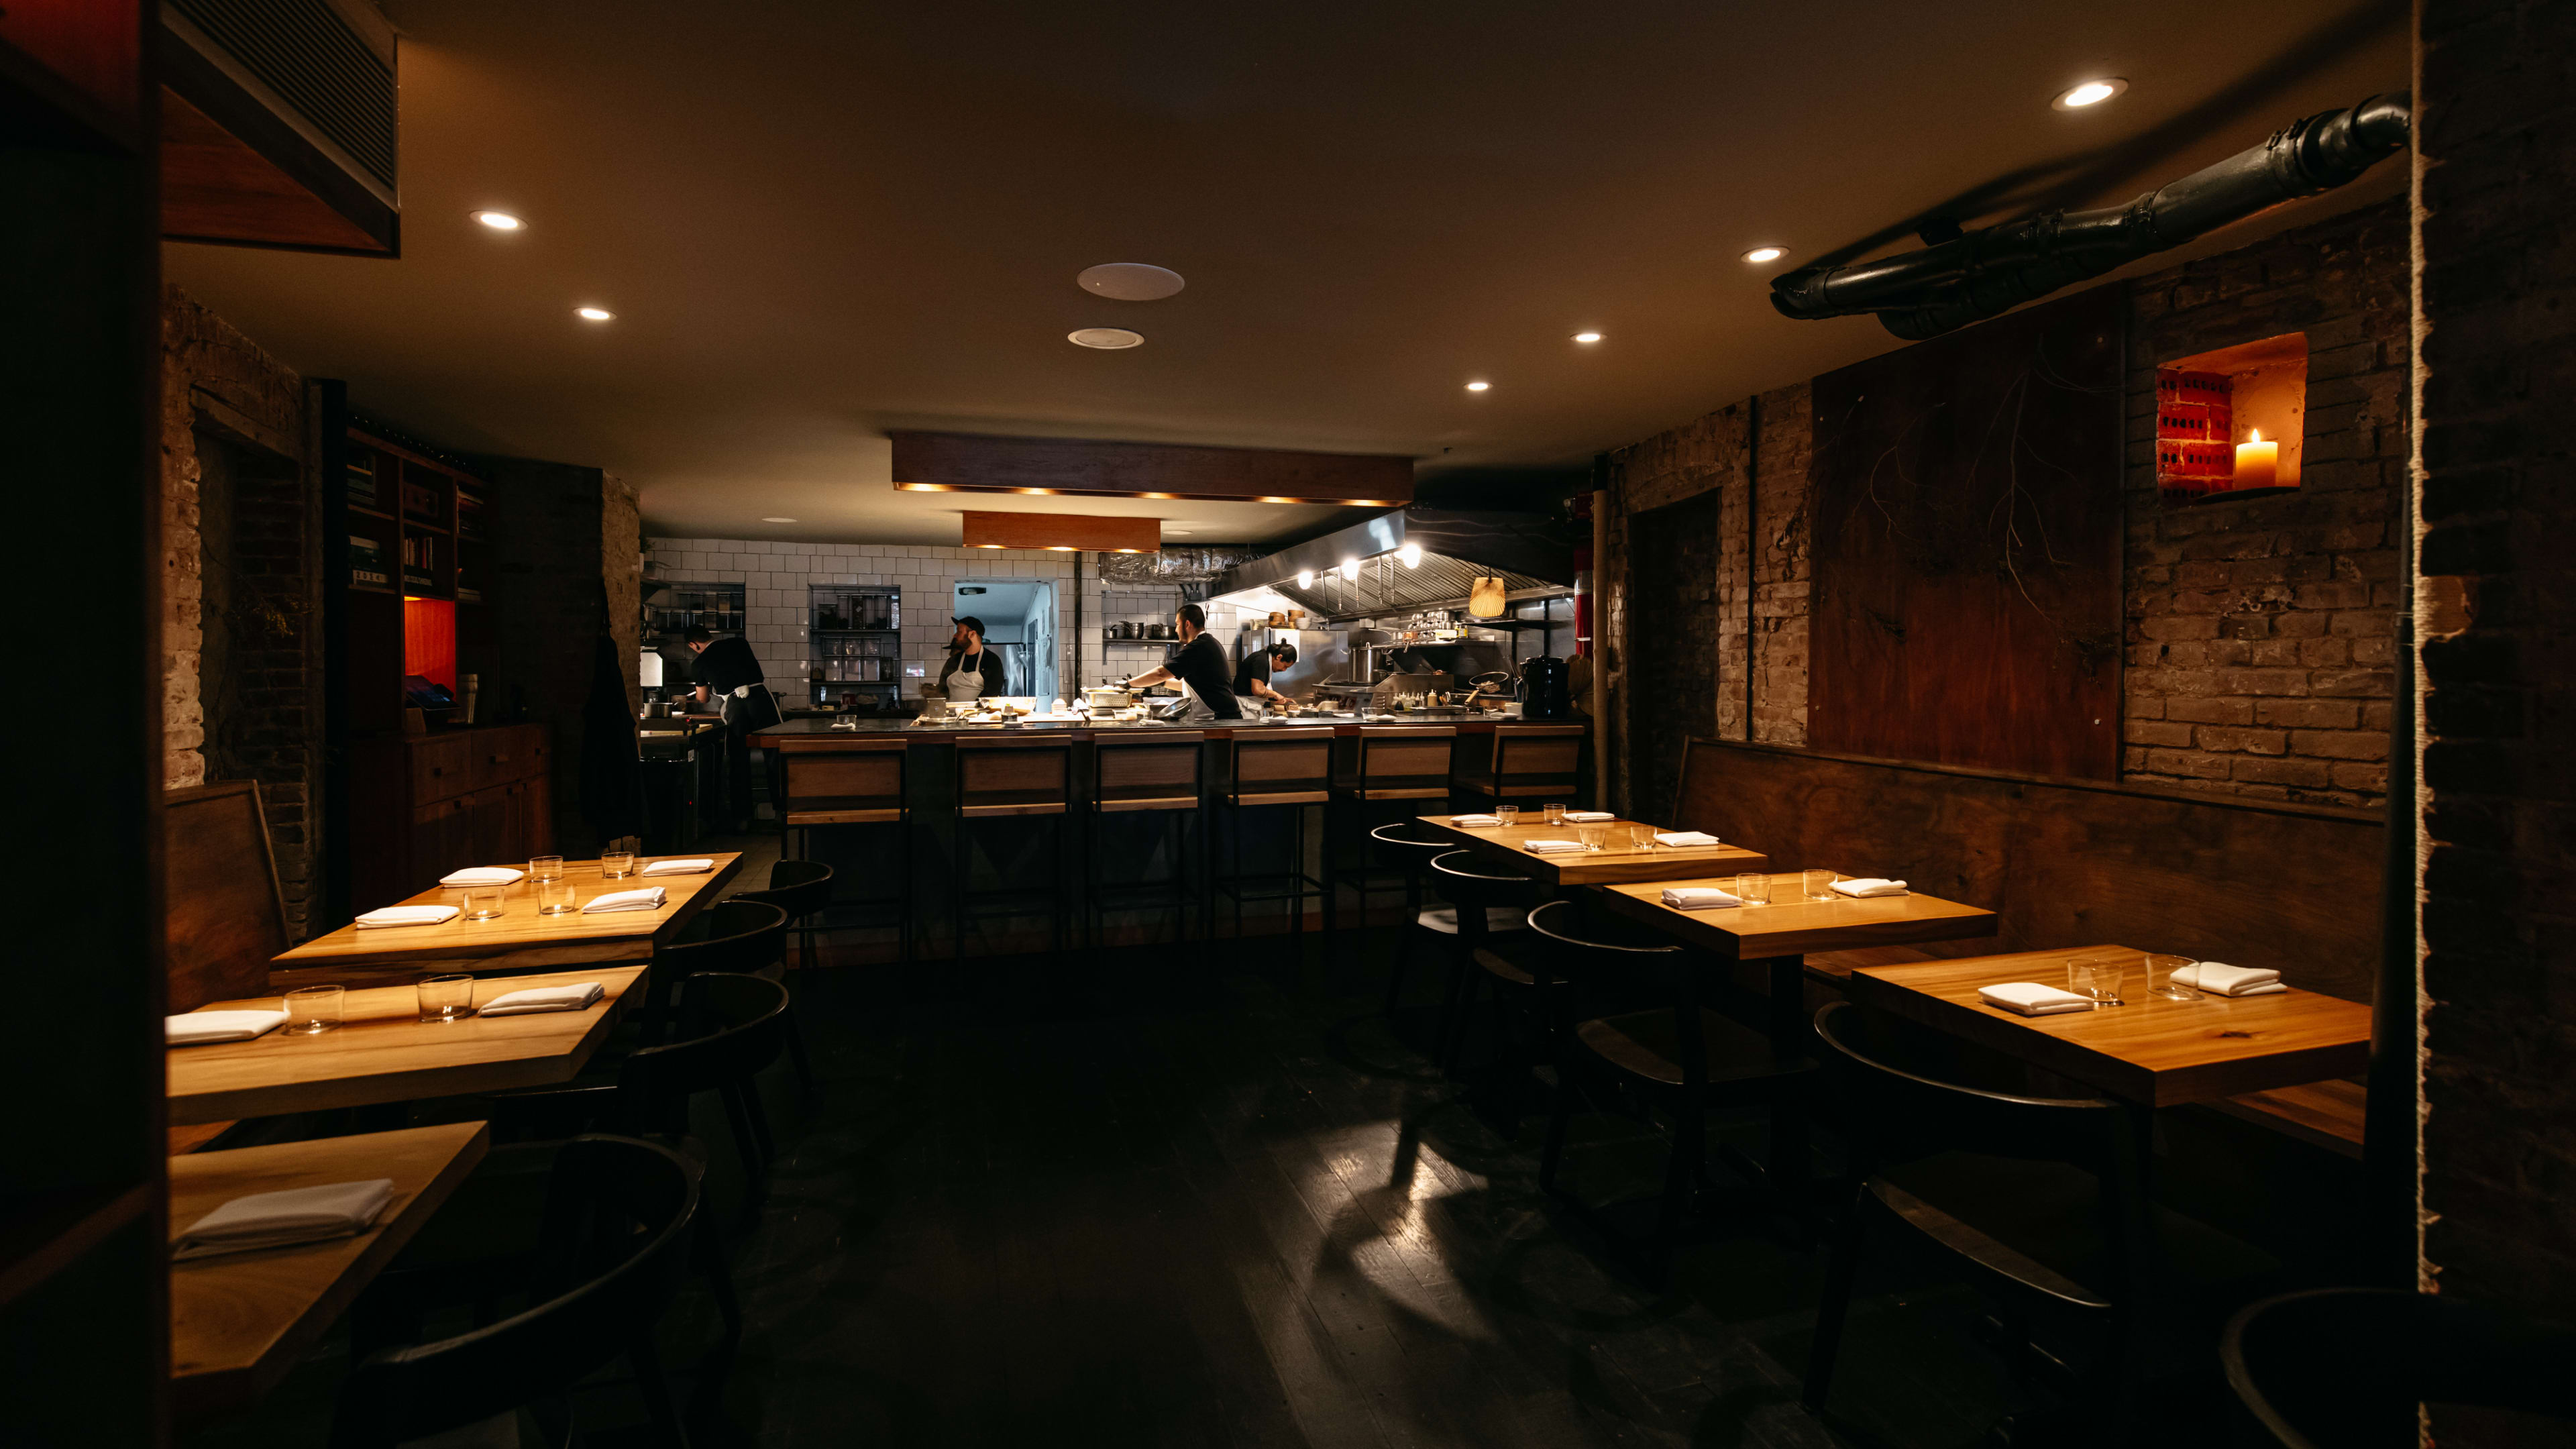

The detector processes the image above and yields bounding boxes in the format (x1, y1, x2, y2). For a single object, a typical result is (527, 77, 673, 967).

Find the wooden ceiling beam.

(892, 431, 1413, 507)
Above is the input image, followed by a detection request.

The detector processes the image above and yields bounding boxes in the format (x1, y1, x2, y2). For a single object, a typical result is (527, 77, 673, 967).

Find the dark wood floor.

(186, 918, 2259, 1448)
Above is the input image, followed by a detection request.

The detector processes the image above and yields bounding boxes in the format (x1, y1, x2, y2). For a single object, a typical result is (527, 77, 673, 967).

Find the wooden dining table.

(271, 853, 743, 985)
(166, 966, 644, 1124)
(1411, 812, 1772, 886)
(171, 1121, 488, 1415)
(1844, 947, 2373, 1109)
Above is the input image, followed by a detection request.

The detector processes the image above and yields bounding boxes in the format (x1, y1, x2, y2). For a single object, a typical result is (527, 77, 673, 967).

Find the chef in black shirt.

(1233, 639, 1299, 710)
(935, 616, 1006, 702)
(1123, 604, 1242, 720)
(685, 626, 781, 830)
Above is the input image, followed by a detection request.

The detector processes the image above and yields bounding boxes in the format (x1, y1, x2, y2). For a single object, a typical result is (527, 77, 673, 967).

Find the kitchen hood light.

(1397, 543, 1422, 568)
(761, 517, 796, 523)
(1742, 246, 1787, 264)
(576, 306, 615, 322)
(1340, 559, 1360, 581)
(2053, 77, 2127, 111)
(1465, 380, 1491, 392)
(1571, 331, 1602, 344)
(472, 210, 523, 231)
(1296, 570, 1313, 588)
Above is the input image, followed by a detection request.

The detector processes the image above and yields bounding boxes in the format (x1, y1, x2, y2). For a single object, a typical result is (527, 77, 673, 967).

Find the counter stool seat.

(1330, 726, 1460, 928)
(953, 735, 1076, 963)
(1086, 731, 1206, 951)
(1216, 728, 1336, 941)
(1453, 723, 1585, 802)
(773, 736, 911, 966)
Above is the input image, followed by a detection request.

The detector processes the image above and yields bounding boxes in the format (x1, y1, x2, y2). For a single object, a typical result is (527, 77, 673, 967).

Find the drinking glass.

(1577, 824, 1607, 852)
(535, 877, 580, 916)
(1629, 824, 1656, 853)
(1542, 803, 1568, 826)
(1735, 872, 1772, 906)
(417, 973, 476, 1023)
(2145, 953, 2203, 1001)
(2068, 956, 2127, 1006)
(283, 985, 343, 1036)
(601, 849, 637, 879)
(528, 854, 565, 883)
(1803, 868, 1840, 902)
(462, 884, 506, 920)
(1495, 805, 1521, 827)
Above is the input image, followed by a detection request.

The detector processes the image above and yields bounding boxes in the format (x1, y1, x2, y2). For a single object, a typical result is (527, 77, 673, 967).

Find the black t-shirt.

(1169, 633, 1242, 719)
(1232, 649, 1273, 697)
(691, 636, 764, 694)
(936, 648, 1006, 698)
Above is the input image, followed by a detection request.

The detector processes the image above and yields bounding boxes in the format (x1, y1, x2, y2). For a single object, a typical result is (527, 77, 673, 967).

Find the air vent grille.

(167, 0, 395, 189)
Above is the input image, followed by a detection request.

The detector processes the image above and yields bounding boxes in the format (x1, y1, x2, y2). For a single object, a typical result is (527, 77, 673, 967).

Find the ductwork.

(1770, 92, 2411, 341)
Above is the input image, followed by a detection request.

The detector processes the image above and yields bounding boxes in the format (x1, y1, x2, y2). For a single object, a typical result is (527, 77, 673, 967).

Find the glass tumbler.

(2068, 955, 2128, 1006)
(535, 877, 580, 916)
(282, 984, 343, 1036)
(1734, 872, 1772, 906)
(417, 973, 476, 1023)
(529, 853, 565, 883)
(2145, 953, 2203, 1001)
(463, 884, 506, 920)
(1495, 805, 1521, 827)
(1803, 868, 1840, 902)
(1629, 824, 1656, 853)
(1577, 824, 1607, 852)
(600, 849, 637, 879)
(1542, 803, 1567, 826)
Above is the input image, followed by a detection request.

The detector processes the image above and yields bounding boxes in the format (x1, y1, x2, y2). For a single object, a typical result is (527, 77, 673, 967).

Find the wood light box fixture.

(961, 511, 1160, 553)
(2157, 331, 2308, 502)
(892, 431, 1413, 506)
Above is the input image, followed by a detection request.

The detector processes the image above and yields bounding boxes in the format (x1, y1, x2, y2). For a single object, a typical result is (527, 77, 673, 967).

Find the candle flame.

(2249, 429, 2262, 442)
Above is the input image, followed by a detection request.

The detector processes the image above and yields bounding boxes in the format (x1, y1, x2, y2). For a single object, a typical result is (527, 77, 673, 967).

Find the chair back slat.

(1355, 725, 1456, 799)
(164, 780, 289, 1011)
(956, 736, 1074, 814)
(733, 860, 833, 920)
(615, 972, 791, 1132)
(1811, 1001, 2126, 1169)
(1096, 733, 1204, 806)
(1230, 728, 1334, 803)
(1426, 849, 1532, 941)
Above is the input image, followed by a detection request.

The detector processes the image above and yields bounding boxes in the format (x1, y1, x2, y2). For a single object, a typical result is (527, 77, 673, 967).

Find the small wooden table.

(272, 853, 743, 983)
(166, 966, 644, 1124)
(171, 1122, 488, 1415)
(1412, 812, 1772, 886)
(1845, 947, 2373, 1108)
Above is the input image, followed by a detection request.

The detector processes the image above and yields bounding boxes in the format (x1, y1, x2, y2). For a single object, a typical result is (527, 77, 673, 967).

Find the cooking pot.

(1267, 611, 1287, 627)
(1148, 622, 1173, 640)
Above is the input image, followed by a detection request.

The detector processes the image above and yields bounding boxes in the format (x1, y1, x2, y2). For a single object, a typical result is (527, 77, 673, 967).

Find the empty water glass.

(535, 877, 580, 916)
(1629, 824, 1656, 853)
(1542, 803, 1567, 826)
(417, 973, 475, 1023)
(2068, 956, 2127, 1006)
(600, 849, 637, 879)
(283, 984, 343, 1036)
(1495, 805, 1521, 828)
(1735, 872, 1772, 906)
(528, 854, 564, 883)
(462, 884, 506, 920)
(2145, 953, 2202, 1001)
(1577, 824, 1607, 851)
(1803, 868, 1839, 902)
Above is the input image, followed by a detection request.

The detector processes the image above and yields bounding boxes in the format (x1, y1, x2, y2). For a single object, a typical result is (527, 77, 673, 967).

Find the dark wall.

(484, 457, 610, 851)
(1623, 490, 1721, 824)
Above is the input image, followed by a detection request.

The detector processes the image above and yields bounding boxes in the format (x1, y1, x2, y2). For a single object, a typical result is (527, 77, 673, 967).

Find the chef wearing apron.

(1122, 604, 1242, 721)
(936, 616, 1006, 703)
(685, 626, 782, 831)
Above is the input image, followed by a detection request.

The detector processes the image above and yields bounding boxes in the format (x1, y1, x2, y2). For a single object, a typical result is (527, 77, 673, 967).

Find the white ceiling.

(163, 0, 2409, 547)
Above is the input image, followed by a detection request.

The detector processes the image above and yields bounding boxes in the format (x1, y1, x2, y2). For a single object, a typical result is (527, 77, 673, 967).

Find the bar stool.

(773, 737, 910, 965)
(952, 734, 1076, 963)
(1085, 731, 1205, 949)
(1453, 723, 1585, 806)
(1330, 724, 1459, 927)
(1214, 727, 1336, 940)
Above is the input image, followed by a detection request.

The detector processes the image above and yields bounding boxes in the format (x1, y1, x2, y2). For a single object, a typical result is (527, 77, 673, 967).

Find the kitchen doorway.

(950, 578, 1058, 700)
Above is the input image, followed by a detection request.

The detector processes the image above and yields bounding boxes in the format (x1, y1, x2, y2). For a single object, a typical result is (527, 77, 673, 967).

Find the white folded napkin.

(581, 886, 667, 914)
(356, 904, 462, 929)
(1831, 877, 1910, 898)
(172, 1179, 395, 1260)
(1660, 887, 1743, 910)
(1978, 981, 2096, 1017)
(641, 858, 714, 876)
(478, 981, 606, 1017)
(1449, 814, 1502, 826)
(166, 1010, 288, 1046)
(1654, 830, 1721, 847)
(1562, 811, 1615, 822)
(439, 866, 524, 888)
(1522, 839, 1586, 853)
(2169, 962, 2286, 997)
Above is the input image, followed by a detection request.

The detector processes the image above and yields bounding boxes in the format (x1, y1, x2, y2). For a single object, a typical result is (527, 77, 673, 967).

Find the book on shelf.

(456, 490, 488, 541)
(350, 535, 390, 587)
(455, 586, 483, 604)
(345, 452, 380, 509)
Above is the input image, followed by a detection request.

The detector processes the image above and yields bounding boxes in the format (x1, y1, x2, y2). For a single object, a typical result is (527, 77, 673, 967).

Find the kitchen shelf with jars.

(808, 584, 902, 710)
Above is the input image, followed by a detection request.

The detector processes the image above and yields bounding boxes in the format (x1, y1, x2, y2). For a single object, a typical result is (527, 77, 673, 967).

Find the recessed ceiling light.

(576, 306, 614, 322)
(1742, 246, 1787, 264)
(2053, 78, 2127, 111)
(1069, 327, 1144, 349)
(761, 517, 796, 523)
(1465, 380, 1491, 392)
(472, 210, 523, 231)
(1572, 331, 1603, 344)
(1077, 262, 1186, 301)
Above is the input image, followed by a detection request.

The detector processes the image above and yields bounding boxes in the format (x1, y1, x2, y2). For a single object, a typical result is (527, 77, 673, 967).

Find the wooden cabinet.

(353, 723, 556, 910)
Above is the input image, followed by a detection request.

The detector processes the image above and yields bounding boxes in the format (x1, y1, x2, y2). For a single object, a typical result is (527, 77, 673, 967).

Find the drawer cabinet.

(353, 722, 557, 910)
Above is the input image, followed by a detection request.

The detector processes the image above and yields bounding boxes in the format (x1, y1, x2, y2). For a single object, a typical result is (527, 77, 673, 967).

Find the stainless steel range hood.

(1210, 507, 1572, 621)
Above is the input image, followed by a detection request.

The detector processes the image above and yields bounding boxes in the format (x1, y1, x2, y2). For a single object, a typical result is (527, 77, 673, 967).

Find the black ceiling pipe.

(1770, 92, 2411, 340)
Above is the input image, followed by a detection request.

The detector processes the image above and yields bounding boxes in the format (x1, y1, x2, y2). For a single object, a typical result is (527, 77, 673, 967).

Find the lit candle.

(2235, 429, 2278, 490)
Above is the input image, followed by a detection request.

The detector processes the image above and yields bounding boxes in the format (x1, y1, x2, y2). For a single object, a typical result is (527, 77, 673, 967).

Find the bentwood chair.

(1424, 849, 1540, 1079)
(1085, 730, 1206, 951)
(1803, 1001, 2275, 1446)
(659, 898, 812, 1100)
(2222, 1288, 2576, 1447)
(1368, 821, 1456, 1016)
(335, 1135, 701, 1449)
(732, 858, 833, 969)
(1531, 899, 1818, 1276)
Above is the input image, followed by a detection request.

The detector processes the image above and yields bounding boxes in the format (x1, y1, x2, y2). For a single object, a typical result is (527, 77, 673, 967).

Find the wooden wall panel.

(1807, 287, 2124, 778)
(1625, 491, 1721, 824)
(164, 782, 286, 1014)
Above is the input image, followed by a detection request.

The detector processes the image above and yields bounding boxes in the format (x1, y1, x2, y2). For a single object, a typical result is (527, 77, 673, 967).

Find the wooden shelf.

(348, 504, 394, 522)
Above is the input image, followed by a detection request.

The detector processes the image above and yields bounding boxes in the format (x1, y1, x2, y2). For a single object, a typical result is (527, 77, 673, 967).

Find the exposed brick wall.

(602, 472, 641, 714)
(2415, 0, 2576, 1339)
(2121, 200, 2410, 808)
(1750, 382, 1813, 747)
(1606, 402, 1751, 740)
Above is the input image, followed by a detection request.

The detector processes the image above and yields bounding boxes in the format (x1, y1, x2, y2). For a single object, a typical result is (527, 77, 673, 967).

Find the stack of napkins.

(1978, 982, 2096, 1017)
(439, 866, 524, 888)
(1831, 877, 1910, 898)
(478, 981, 605, 1017)
(166, 1010, 288, 1046)
(2169, 962, 2286, 997)
(582, 887, 667, 914)
(1562, 811, 1616, 823)
(1654, 830, 1721, 847)
(1522, 839, 1586, 853)
(356, 904, 462, 929)
(172, 1179, 394, 1260)
(641, 857, 714, 876)
(1660, 887, 1743, 910)
(1449, 814, 1503, 827)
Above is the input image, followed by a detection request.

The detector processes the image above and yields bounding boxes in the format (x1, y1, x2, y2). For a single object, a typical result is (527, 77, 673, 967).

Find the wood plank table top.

(1846, 947, 2374, 1108)
(166, 966, 643, 1124)
(1411, 812, 1772, 886)
(171, 1122, 488, 1415)
(272, 853, 741, 980)
(1595, 873, 1998, 961)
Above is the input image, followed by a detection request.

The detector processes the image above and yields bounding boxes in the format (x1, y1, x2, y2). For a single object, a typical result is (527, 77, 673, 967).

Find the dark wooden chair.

(1532, 898, 1819, 1277)
(1424, 849, 1541, 1081)
(1452, 723, 1585, 804)
(651, 899, 809, 1100)
(953, 735, 1076, 963)
(774, 735, 912, 963)
(1330, 724, 1458, 926)
(164, 780, 288, 1011)
(1214, 727, 1336, 939)
(2221, 1287, 2576, 1448)
(1085, 730, 1205, 949)
(731, 858, 833, 969)
(1803, 1000, 2275, 1446)
(335, 1134, 702, 1449)
(1368, 821, 1460, 1017)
